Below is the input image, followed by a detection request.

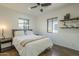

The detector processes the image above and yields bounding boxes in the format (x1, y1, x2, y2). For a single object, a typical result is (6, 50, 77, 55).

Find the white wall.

(35, 4, 79, 51)
(0, 5, 36, 38)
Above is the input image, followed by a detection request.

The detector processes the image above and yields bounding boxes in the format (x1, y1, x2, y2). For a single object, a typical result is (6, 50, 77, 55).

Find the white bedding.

(13, 34, 53, 56)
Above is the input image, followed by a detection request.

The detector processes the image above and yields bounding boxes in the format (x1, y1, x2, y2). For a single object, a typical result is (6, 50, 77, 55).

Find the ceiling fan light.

(40, 9, 43, 12)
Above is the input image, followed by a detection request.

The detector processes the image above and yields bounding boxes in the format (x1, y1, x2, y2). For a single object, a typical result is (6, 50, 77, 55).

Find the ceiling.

(0, 3, 70, 17)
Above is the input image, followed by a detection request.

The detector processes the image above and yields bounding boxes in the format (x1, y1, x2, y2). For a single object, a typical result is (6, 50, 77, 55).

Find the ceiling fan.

(30, 3, 52, 12)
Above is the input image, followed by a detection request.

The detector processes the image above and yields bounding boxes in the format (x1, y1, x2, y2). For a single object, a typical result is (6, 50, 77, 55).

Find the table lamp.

(0, 25, 6, 39)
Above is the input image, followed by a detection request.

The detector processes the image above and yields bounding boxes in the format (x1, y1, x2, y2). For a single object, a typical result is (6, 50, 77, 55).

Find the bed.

(12, 29, 53, 56)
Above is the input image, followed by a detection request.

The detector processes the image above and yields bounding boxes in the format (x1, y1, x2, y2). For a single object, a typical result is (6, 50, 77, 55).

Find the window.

(53, 18, 58, 33)
(18, 18, 29, 29)
(47, 17, 58, 33)
(47, 19, 53, 32)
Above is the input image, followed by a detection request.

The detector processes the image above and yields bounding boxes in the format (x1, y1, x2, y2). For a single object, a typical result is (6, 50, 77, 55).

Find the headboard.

(12, 29, 32, 37)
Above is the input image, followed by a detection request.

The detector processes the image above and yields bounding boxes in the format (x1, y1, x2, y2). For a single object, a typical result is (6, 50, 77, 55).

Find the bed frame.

(12, 29, 32, 37)
(12, 29, 52, 56)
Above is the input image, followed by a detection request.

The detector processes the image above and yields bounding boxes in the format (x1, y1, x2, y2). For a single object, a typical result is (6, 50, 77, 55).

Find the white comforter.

(13, 34, 53, 56)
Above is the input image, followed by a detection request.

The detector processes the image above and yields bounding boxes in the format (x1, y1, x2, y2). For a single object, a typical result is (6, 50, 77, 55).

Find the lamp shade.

(0, 25, 7, 38)
(0, 25, 6, 30)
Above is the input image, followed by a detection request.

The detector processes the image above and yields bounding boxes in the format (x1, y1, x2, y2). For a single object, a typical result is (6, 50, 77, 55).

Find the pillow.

(15, 31, 24, 36)
(26, 31, 34, 35)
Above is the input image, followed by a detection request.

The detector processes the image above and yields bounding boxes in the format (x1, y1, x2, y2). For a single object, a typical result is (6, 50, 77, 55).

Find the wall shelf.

(60, 27, 79, 29)
(60, 17, 79, 22)
(60, 17, 79, 29)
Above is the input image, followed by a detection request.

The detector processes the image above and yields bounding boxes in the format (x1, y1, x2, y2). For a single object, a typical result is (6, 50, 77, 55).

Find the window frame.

(18, 18, 29, 30)
(47, 17, 58, 33)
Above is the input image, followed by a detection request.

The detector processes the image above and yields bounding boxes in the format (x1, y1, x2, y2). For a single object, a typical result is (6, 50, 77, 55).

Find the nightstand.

(0, 37, 13, 52)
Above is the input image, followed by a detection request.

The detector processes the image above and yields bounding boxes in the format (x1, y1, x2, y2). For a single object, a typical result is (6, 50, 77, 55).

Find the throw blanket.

(20, 36, 46, 47)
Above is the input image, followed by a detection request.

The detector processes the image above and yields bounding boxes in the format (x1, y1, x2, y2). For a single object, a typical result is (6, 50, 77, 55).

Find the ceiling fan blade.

(31, 6, 38, 9)
(41, 3, 51, 7)
(37, 3, 40, 5)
